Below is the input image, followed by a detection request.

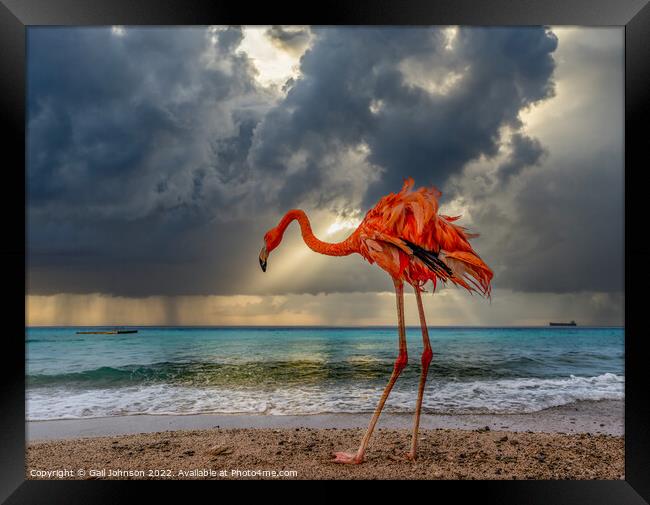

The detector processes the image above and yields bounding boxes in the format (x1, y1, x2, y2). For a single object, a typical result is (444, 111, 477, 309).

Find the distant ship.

(549, 321, 577, 327)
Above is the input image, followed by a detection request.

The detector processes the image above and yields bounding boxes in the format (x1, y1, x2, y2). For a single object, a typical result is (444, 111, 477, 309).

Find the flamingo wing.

(358, 231, 453, 283)
(364, 232, 491, 297)
(358, 231, 409, 279)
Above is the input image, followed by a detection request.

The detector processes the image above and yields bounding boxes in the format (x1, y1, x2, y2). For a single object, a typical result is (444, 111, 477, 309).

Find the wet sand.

(27, 399, 624, 440)
(26, 400, 624, 480)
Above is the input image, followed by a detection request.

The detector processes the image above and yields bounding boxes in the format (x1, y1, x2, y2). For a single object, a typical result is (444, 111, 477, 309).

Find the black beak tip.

(259, 258, 267, 272)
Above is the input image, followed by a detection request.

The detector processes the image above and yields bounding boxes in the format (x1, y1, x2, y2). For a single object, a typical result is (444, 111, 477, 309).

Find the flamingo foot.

(331, 451, 363, 464)
(388, 452, 416, 462)
(403, 451, 417, 461)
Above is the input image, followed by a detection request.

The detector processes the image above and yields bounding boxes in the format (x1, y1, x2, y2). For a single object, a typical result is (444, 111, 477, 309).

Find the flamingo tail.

(443, 250, 493, 297)
(401, 238, 492, 297)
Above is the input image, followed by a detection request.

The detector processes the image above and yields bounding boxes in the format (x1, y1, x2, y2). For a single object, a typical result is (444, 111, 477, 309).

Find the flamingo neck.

(276, 209, 358, 257)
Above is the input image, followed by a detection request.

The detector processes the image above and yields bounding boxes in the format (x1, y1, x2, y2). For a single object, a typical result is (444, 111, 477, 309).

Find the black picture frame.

(2, 0, 649, 502)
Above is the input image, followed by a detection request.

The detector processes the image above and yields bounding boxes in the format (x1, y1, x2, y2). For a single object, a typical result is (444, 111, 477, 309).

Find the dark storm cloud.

(30, 26, 623, 300)
(28, 26, 262, 224)
(496, 133, 546, 181)
(454, 28, 624, 295)
(265, 26, 312, 56)
(27, 26, 272, 295)
(250, 27, 557, 210)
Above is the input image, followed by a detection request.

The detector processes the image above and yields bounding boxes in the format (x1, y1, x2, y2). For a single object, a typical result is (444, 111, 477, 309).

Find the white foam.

(26, 373, 624, 420)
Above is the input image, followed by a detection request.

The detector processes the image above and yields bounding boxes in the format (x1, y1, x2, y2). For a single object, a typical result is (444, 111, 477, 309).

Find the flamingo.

(258, 178, 493, 464)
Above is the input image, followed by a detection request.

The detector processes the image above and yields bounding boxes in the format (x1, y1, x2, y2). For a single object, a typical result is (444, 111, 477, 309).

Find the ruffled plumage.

(357, 178, 493, 297)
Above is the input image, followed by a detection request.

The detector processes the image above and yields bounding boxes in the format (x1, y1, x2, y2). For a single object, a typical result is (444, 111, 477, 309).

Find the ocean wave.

(28, 364, 187, 387)
(26, 373, 624, 420)
(27, 355, 585, 389)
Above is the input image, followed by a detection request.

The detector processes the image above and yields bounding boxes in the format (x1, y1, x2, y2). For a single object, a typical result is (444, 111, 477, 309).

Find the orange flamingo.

(259, 178, 493, 464)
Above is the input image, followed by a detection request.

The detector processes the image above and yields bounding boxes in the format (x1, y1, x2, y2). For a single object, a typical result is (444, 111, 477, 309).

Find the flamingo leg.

(333, 278, 408, 464)
(405, 286, 433, 460)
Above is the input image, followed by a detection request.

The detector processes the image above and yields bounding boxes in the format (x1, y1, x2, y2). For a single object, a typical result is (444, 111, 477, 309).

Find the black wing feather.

(401, 238, 454, 277)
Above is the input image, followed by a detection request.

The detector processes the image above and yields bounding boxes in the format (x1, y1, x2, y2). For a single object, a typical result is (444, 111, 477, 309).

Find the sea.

(26, 326, 624, 421)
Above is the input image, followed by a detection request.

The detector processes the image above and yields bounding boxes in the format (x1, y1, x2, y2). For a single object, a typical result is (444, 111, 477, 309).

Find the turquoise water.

(26, 326, 624, 420)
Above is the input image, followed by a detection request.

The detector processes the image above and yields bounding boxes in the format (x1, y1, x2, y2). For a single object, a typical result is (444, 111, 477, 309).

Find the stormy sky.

(26, 26, 624, 326)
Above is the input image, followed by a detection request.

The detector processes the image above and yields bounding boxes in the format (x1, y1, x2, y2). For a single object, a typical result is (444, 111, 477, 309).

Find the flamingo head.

(259, 246, 268, 272)
(260, 228, 282, 272)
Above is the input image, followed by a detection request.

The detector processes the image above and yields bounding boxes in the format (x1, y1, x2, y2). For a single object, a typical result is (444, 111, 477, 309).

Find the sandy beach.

(27, 427, 623, 480)
(26, 400, 624, 480)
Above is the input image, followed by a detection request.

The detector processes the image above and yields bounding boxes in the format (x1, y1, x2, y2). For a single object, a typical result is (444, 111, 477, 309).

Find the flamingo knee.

(394, 352, 408, 373)
(421, 348, 433, 367)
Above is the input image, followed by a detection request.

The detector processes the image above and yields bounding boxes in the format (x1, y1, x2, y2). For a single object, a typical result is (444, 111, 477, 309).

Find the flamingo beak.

(259, 246, 268, 272)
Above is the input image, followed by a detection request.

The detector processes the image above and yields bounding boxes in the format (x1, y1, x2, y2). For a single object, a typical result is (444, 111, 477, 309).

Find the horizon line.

(25, 324, 625, 329)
